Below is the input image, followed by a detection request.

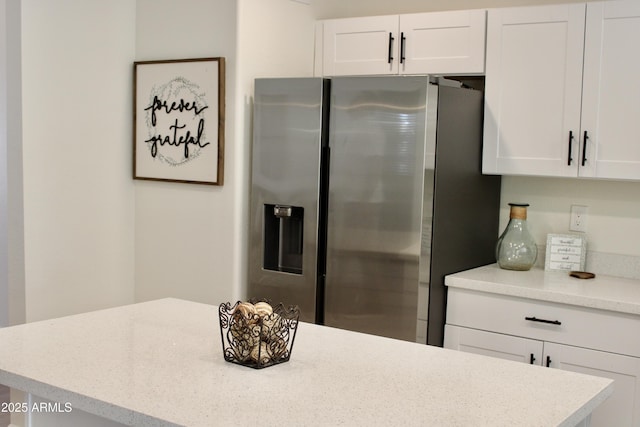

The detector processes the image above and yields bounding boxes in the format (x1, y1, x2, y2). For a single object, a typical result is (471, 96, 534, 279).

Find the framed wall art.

(134, 57, 225, 185)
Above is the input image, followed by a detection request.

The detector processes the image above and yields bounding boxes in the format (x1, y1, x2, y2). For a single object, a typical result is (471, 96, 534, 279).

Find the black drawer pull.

(546, 355, 552, 367)
(525, 316, 561, 326)
(530, 353, 536, 365)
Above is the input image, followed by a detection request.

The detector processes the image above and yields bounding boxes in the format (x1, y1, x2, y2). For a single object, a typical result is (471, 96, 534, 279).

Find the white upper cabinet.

(399, 11, 486, 75)
(581, 1, 640, 179)
(482, 4, 585, 177)
(322, 15, 400, 76)
(483, 0, 640, 180)
(320, 10, 486, 76)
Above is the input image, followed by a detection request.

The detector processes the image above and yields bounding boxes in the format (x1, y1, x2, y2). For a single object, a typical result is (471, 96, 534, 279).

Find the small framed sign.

(545, 234, 587, 271)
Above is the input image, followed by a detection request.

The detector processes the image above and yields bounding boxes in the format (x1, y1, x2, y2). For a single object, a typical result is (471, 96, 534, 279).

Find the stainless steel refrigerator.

(248, 76, 500, 346)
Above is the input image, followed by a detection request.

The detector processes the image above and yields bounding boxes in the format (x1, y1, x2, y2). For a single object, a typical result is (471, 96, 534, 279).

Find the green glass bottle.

(496, 203, 538, 271)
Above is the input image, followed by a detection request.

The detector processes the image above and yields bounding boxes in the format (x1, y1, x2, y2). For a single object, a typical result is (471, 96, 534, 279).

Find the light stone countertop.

(446, 263, 640, 315)
(0, 298, 612, 426)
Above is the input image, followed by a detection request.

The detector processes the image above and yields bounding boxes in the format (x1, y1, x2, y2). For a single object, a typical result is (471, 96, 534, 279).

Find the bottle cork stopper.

(508, 203, 529, 220)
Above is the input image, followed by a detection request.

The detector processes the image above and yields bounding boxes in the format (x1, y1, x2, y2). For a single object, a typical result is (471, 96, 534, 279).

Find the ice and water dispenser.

(263, 204, 304, 274)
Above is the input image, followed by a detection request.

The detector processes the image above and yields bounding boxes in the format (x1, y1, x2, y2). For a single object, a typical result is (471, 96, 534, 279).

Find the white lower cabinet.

(545, 342, 640, 427)
(445, 288, 640, 426)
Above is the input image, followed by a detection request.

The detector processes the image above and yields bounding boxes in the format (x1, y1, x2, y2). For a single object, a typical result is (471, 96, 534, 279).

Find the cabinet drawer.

(446, 287, 640, 357)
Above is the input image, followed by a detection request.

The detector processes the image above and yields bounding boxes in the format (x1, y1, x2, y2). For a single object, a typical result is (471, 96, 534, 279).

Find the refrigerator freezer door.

(324, 76, 428, 341)
(248, 78, 327, 322)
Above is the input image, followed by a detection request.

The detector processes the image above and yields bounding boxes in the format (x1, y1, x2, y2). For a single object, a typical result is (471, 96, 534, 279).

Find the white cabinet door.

(444, 325, 543, 365)
(322, 15, 399, 76)
(399, 10, 486, 75)
(545, 342, 640, 427)
(482, 4, 586, 176)
(580, 0, 640, 180)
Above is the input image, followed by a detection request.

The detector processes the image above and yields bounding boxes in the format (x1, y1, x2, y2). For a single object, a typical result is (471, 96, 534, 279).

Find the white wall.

(0, 1, 9, 327)
(501, 177, 640, 257)
(134, 0, 239, 305)
(4, 0, 25, 327)
(8, 0, 320, 322)
(20, 0, 136, 321)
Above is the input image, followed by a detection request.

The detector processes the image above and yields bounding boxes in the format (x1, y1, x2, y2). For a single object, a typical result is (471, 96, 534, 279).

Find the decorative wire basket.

(218, 300, 300, 369)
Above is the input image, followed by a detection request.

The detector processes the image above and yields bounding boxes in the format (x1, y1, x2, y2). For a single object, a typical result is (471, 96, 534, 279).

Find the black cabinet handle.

(525, 316, 561, 326)
(567, 130, 574, 165)
(388, 32, 394, 64)
(582, 131, 589, 166)
(400, 32, 406, 64)
(546, 355, 552, 367)
(530, 353, 536, 365)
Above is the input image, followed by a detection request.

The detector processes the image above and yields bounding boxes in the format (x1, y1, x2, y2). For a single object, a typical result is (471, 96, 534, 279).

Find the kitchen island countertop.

(0, 298, 612, 426)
